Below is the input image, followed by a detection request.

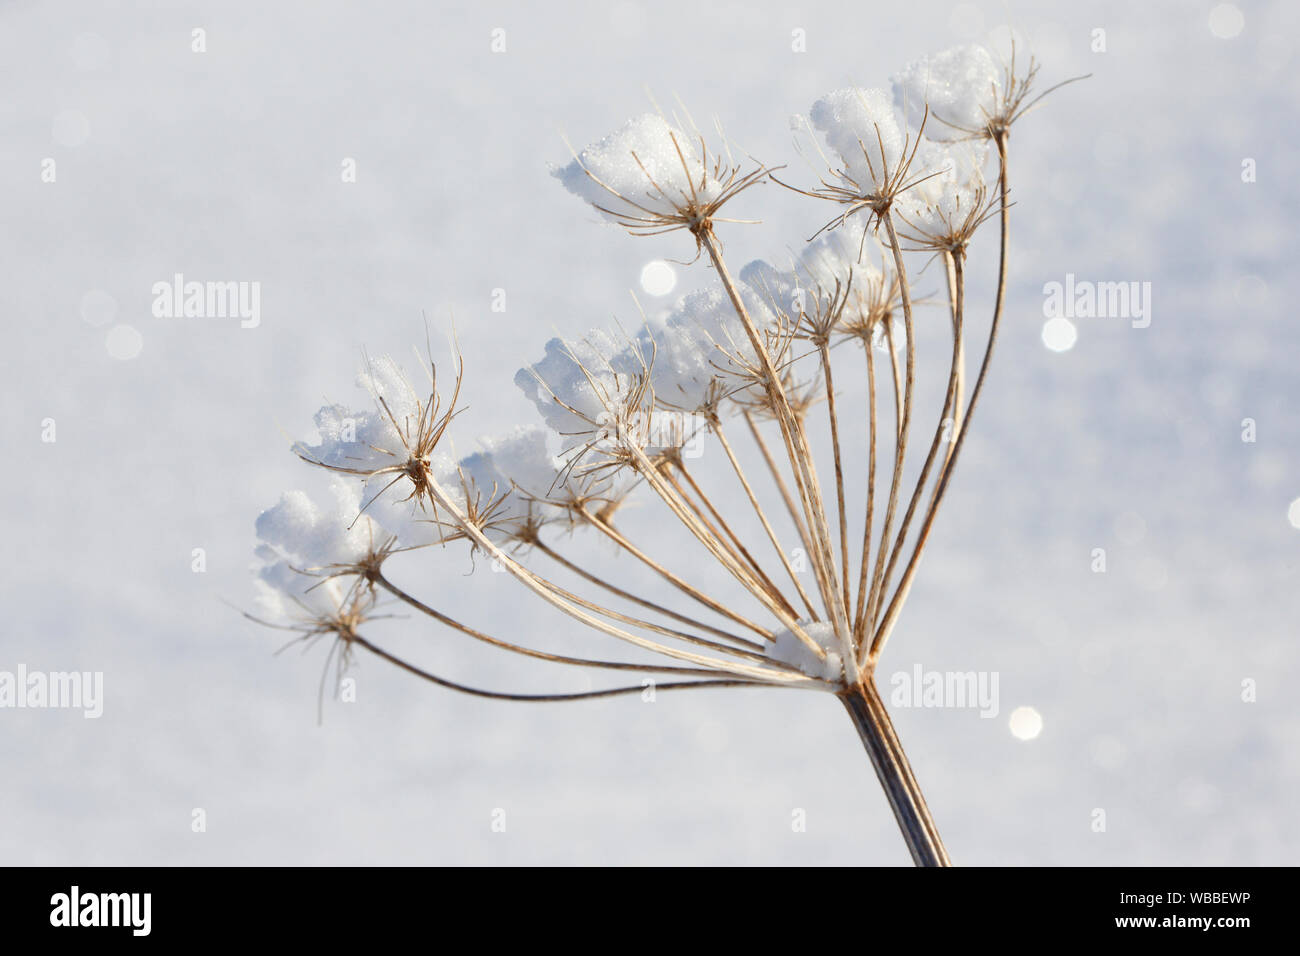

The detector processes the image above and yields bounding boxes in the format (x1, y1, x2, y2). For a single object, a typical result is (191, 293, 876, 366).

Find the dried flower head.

(555, 112, 767, 245)
(250, 32, 1084, 867)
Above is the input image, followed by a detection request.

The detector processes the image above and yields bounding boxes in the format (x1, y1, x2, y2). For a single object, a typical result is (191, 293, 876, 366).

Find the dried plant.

(249, 35, 1083, 865)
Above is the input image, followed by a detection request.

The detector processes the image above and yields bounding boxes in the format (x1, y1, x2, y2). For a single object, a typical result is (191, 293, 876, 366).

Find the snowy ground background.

(3, 0, 1297, 865)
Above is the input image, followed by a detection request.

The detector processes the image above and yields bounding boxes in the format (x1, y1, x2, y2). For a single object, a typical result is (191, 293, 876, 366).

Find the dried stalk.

(872, 133, 1011, 658)
(840, 679, 950, 866)
(817, 343, 852, 606)
(714, 421, 822, 620)
(531, 539, 755, 646)
(702, 229, 858, 680)
(669, 462, 797, 617)
(851, 340, 879, 638)
(581, 506, 772, 642)
(255, 55, 1080, 866)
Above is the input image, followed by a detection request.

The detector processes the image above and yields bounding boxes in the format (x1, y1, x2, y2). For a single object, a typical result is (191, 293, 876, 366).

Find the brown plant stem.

(871, 133, 1011, 658)
(851, 340, 878, 638)
(374, 573, 741, 677)
(943, 250, 966, 454)
(871, 252, 966, 644)
(581, 506, 772, 642)
(744, 411, 820, 587)
(669, 462, 795, 617)
(702, 227, 856, 677)
(840, 677, 951, 866)
(354, 634, 767, 702)
(863, 214, 915, 641)
(714, 421, 822, 620)
(426, 474, 814, 683)
(624, 441, 825, 659)
(817, 343, 852, 610)
(531, 539, 754, 646)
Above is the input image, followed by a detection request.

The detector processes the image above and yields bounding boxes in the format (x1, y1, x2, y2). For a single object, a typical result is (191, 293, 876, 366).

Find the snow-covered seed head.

(513, 328, 706, 485)
(900, 187, 997, 256)
(707, 303, 801, 419)
(734, 363, 824, 425)
(649, 283, 787, 409)
(252, 481, 435, 682)
(886, 137, 997, 256)
(292, 354, 463, 518)
(893, 44, 1004, 141)
(555, 112, 768, 246)
(250, 528, 375, 646)
(687, 378, 732, 428)
(811, 88, 907, 197)
(515, 331, 644, 436)
(895, 36, 1086, 145)
(841, 269, 900, 352)
(797, 86, 933, 228)
(437, 467, 514, 548)
(245, 573, 383, 722)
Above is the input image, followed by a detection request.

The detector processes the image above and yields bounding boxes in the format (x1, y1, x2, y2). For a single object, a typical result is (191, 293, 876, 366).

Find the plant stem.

(872, 251, 966, 641)
(851, 341, 877, 641)
(700, 227, 856, 679)
(581, 506, 772, 642)
(670, 462, 795, 616)
(532, 540, 755, 646)
(942, 250, 966, 456)
(864, 213, 915, 639)
(817, 343, 852, 610)
(744, 411, 814, 555)
(714, 421, 822, 620)
(374, 573, 741, 676)
(871, 134, 1011, 657)
(840, 678, 951, 867)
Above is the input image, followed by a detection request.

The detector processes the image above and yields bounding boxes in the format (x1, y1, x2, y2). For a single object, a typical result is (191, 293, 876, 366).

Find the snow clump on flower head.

(892, 44, 1004, 141)
(513, 329, 646, 439)
(810, 88, 906, 196)
(893, 139, 994, 254)
(554, 114, 724, 229)
(255, 480, 376, 573)
(292, 356, 456, 492)
(741, 215, 892, 352)
(252, 563, 351, 629)
(252, 479, 382, 623)
(743, 216, 882, 311)
(452, 424, 567, 537)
